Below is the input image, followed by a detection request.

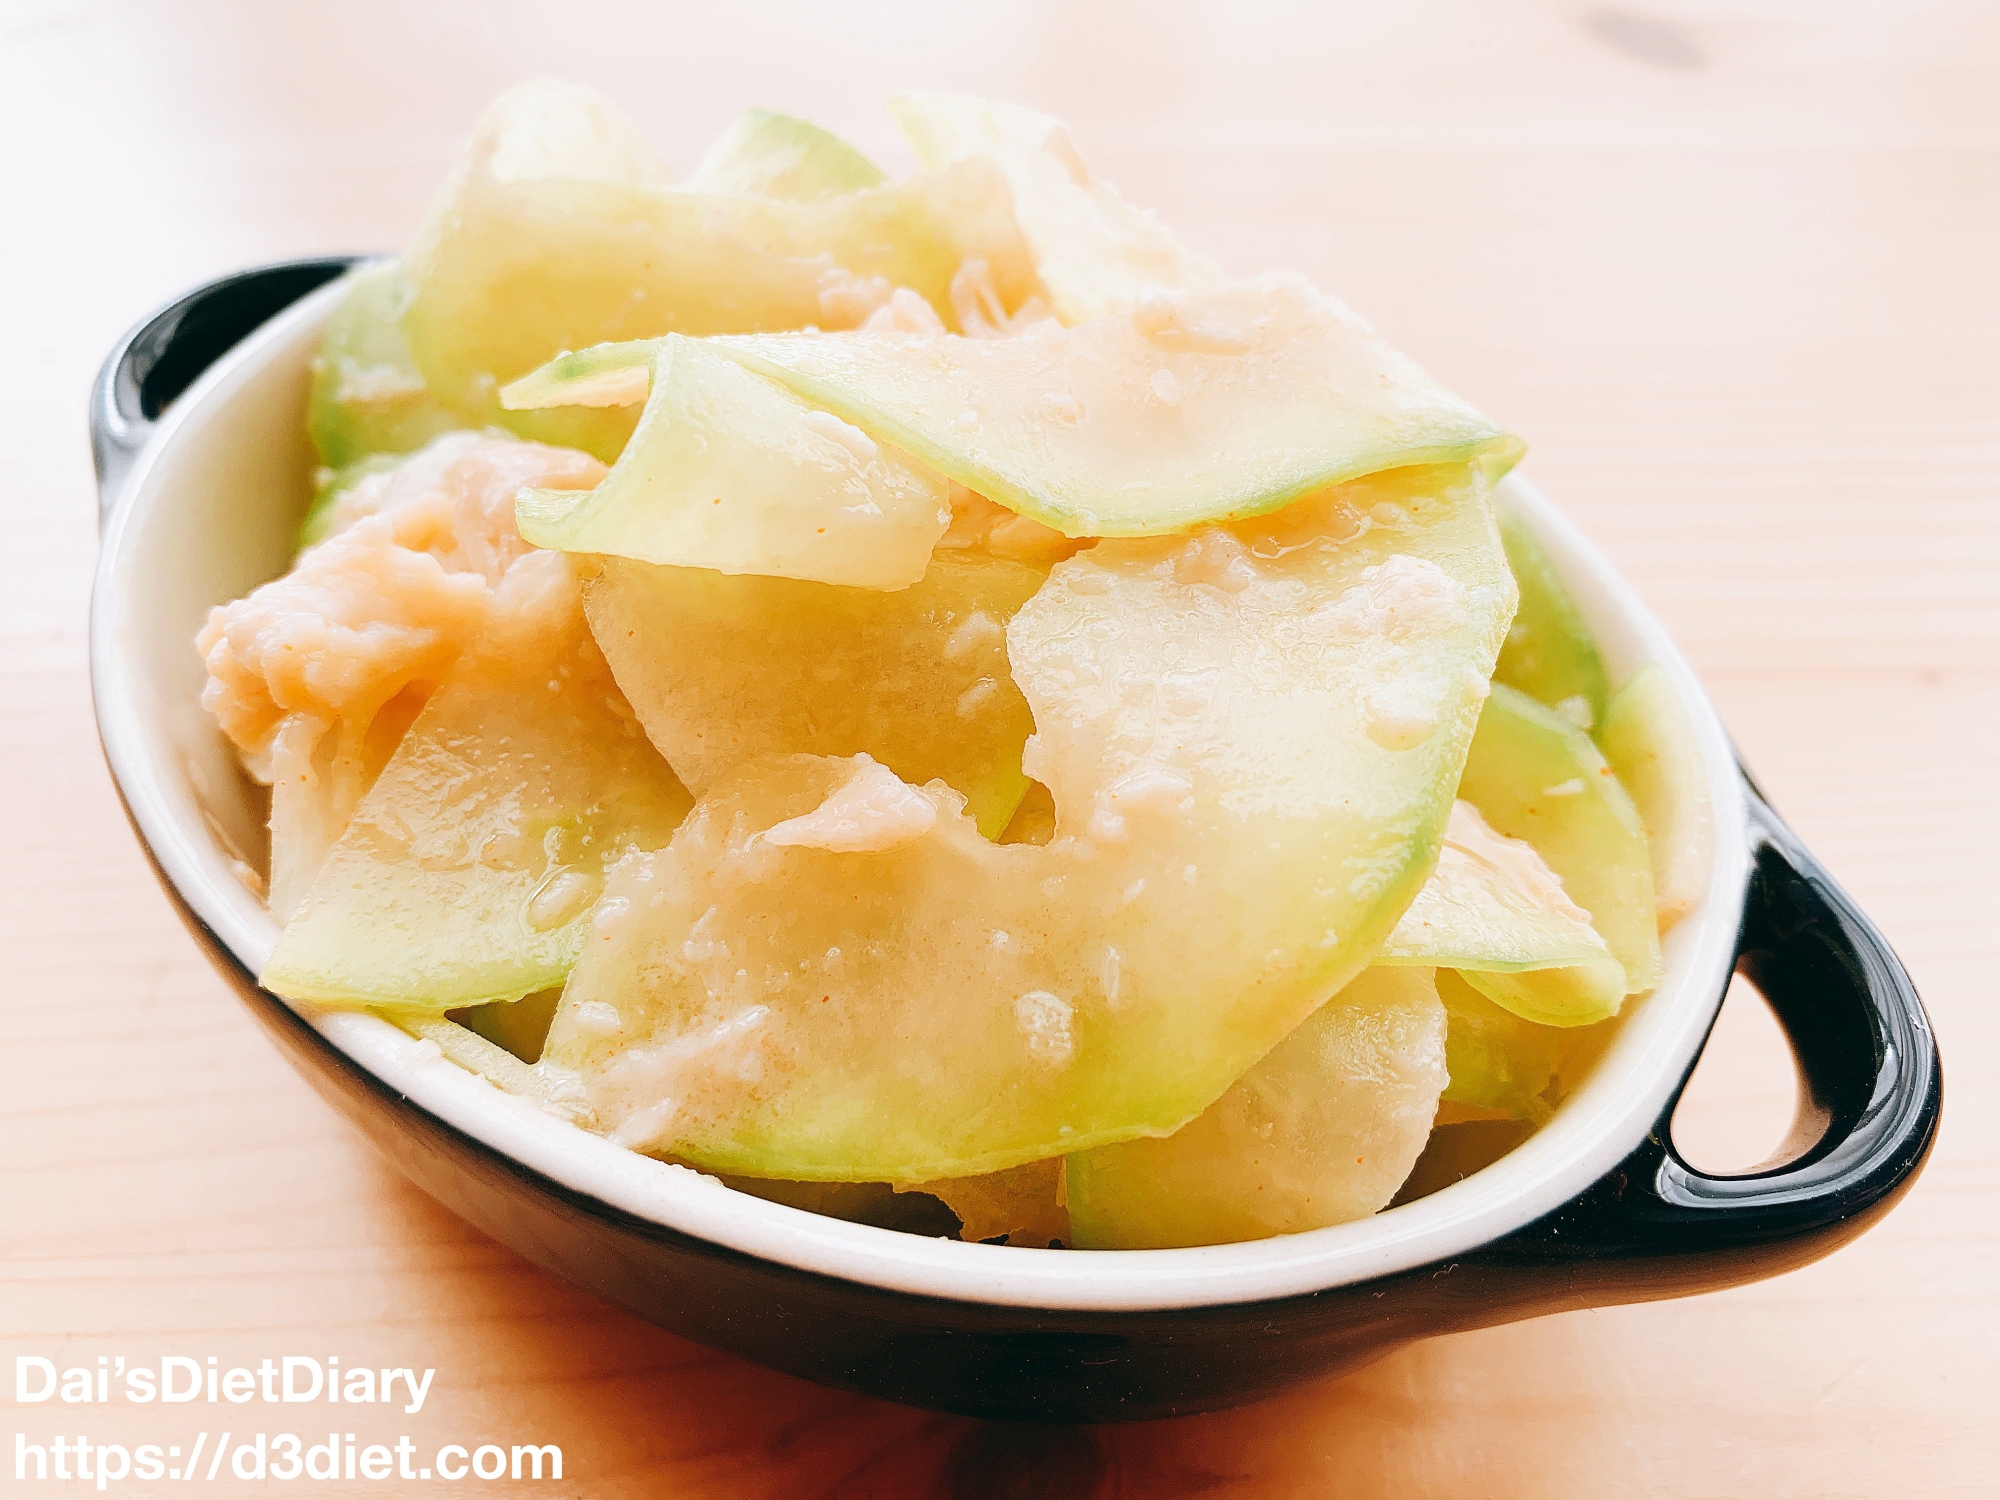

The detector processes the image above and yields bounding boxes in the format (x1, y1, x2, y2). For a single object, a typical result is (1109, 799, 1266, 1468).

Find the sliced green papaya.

(580, 548, 1044, 838)
(262, 552, 693, 1011)
(538, 463, 1512, 1181)
(400, 80, 1039, 462)
(496, 338, 656, 413)
(306, 260, 465, 473)
(1599, 663, 1713, 929)
(511, 336, 951, 590)
(689, 108, 887, 202)
(215, 435, 606, 922)
(887, 91, 1217, 325)
(1378, 799, 1625, 1025)
(1064, 967, 1448, 1249)
(1435, 969, 1614, 1125)
(1492, 503, 1609, 730)
(712, 274, 1520, 537)
(1456, 684, 1662, 1011)
(262, 685, 430, 925)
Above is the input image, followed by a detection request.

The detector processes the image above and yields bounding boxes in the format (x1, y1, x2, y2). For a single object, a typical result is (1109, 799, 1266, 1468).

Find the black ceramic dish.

(88, 261, 1941, 1423)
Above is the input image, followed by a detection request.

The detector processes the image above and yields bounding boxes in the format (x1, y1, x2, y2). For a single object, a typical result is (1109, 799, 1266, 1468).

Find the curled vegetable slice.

(1599, 663, 1714, 929)
(1434, 970, 1614, 1126)
(1064, 967, 1448, 1249)
(712, 274, 1520, 538)
(1379, 800, 1626, 1027)
(1457, 684, 1663, 1012)
(401, 80, 1039, 462)
(888, 90, 1218, 325)
(307, 260, 464, 475)
(1492, 500, 1610, 729)
(540, 464, 1512, 1182)
(512, 336, 951, 591)
(688, 108, 887, 203)
(580, 548, 1047, 839)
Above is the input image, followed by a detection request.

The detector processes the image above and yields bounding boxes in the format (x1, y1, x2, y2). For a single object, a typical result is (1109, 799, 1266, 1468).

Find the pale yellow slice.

(1457, 684, 1663, 1011)
(1492, 501, 1610, 729)
(1599, 663, 1714, 929)
(263, 553, 693, 1011)
(513, 336, 951, 591)
(1433, 970, 1614, 1126)
(1064, 967, 1448, 1249)
(306, 259, 463, 475)
(713, 273, 1519, 537)
(581, 549, 1045, 839)
(888, 91, 1218, 324)
(688, 108, 887, 202)
(400, 80, 1039, 461)
(540, 464, 1512, 1182)
(1379, 800, 1625, 1028)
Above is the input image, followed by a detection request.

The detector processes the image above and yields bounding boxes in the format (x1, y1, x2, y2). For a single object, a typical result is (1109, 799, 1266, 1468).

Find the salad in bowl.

(191, 82, 1715, 1253)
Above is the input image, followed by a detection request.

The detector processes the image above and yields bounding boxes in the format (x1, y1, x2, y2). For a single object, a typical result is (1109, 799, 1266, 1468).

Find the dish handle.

(89, 256, 362, 522)
(1486, 771, 1941, 1297)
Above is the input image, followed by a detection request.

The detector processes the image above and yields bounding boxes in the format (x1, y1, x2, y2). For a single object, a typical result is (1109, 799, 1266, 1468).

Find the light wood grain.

(3, 2, 1996, 1495)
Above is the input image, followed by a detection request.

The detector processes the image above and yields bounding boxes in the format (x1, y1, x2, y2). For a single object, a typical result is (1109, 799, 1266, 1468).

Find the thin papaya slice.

(1433, 969, 1613, 1125)
(689, 108, 887, 202)
(263, 552, 693, 1011)
(306, 260, 464, 475)
(510, 336, 951, 591)
(1064, 967, 1448, 1248)
(580, 548, 1047, 839)
(1379, 799, 1625, 1025)
(1599, 663, 1714, 929)
(1455, 684, 1663, 1012)
(711, 274, 1520, 537)
(400, 80, 1040, 462)
(887, 91, 1217, 325)
(539, 463, 1511, 1182)
(1492, 501, 1610, 729)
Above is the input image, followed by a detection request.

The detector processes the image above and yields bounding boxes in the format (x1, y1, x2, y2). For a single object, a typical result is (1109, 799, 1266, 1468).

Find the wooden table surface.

(4, 2, 1995, 1495)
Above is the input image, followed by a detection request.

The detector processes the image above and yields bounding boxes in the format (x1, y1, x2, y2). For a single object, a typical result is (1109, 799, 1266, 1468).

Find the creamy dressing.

(1312, 553, 1463, 643)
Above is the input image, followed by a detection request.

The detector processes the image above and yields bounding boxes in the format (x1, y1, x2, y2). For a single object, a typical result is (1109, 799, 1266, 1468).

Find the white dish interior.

(92, 279, 1752, 1312)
